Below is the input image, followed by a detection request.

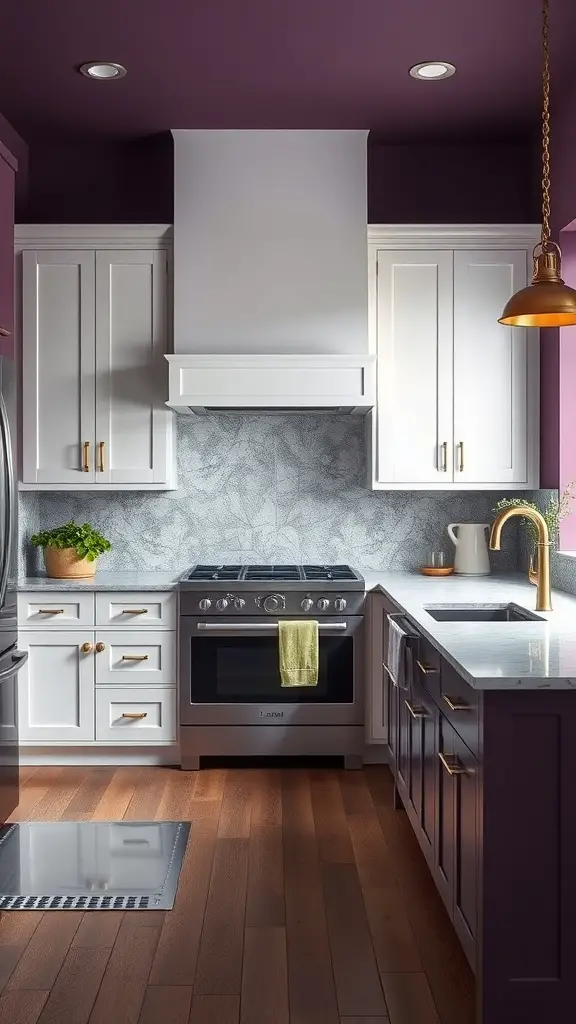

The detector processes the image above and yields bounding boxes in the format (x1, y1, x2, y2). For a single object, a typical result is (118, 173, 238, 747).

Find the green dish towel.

(278, 620, 319, 687)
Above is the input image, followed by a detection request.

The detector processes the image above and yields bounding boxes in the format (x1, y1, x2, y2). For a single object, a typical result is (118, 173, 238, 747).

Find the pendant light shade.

(499, 0, 576, 328)
(499, 245, 576, 327)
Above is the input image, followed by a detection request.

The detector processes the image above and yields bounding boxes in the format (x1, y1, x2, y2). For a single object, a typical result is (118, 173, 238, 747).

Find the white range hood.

(167, 129, 373, 414)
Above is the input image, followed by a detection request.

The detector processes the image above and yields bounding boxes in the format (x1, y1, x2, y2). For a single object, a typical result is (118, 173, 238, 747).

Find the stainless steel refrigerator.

(0, 356, 27, 823)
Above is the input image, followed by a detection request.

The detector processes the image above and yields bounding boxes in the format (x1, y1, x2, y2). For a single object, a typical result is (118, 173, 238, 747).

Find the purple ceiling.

(1, 0, 575, 142)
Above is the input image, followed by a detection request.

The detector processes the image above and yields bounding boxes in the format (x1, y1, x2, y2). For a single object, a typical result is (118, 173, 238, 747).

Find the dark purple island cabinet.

(379, 593, 576, 1024)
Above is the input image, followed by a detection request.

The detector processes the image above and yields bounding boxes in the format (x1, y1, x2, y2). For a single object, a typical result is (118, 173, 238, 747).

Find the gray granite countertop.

(17, 572, 182, 592)
(362, 571, 576, 690)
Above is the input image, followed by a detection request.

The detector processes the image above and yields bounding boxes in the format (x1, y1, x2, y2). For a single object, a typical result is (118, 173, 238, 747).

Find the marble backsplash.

(18, 415, 522, 576)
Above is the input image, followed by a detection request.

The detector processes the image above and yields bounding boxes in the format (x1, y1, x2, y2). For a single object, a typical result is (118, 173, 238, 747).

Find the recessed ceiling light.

(409, 61, 456, 81)
(79, 62, 127, 80)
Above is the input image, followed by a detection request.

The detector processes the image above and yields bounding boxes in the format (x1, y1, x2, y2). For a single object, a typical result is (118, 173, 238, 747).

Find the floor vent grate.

(0, 894, 152, 911)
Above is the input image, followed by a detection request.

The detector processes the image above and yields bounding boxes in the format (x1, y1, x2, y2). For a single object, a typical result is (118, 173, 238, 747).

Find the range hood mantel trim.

(166, 354, 376, 415)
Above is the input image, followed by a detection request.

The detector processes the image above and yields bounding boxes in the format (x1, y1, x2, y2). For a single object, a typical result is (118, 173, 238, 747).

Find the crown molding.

(15, 224, 173, 249)
(368, 223, 541, 249)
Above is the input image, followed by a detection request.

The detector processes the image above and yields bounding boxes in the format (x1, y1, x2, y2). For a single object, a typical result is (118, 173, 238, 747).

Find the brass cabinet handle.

(98, 441, 105, 472)
(439, 441, 448, 472)
(438, 751, 467, 776)
(404, 699, 428, 719)
(443, 694, 470, 712)
(122, 654, 149, 661)
(80, 642, 93, 654)
(95, 642, 106, 653)
(82, 441, 90, 473)
(121, 712, 148, 719)
(0, 327, 11, 338)
(38, 608, 64, 615)
(457, 441, 464, 473)
(121, 609, 147, 615)
(416, 659, 437, 675)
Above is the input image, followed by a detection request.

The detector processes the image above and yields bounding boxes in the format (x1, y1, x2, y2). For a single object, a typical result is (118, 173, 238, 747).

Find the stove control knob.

(198, 598, 212, 611)
(301, 598, 314, 612)
(334, 598, 347, 612)
(263, 594, 283, 613)
(216, 598, 229, 611)
(233, 597, 246, 610)
(317, 598, 330, 611)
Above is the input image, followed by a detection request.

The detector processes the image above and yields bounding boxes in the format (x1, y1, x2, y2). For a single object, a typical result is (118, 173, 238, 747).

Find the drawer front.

(95, 687, 176, 743)
(95, 592, 176, 629)
(95, 632, 176, 686)
(18, 592, 95, 628)
(440, 662, 479, 756)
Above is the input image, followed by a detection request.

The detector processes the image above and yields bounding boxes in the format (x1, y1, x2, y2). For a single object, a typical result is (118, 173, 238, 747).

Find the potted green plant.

(493, 485, 576, 583)
(31, 521, 112, 579)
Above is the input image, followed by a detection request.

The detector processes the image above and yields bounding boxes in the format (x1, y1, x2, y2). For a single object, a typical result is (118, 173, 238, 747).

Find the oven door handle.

(196, 621, 348, 632)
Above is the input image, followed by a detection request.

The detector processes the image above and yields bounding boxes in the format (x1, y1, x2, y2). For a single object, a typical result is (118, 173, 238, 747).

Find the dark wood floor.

(0, 766, 475, 1024)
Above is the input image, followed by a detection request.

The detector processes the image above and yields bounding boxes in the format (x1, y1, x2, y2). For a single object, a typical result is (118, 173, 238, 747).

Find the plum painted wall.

(17, 134, 540, 225)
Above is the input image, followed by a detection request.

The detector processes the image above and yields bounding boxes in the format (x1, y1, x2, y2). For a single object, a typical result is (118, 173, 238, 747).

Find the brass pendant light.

(499, 0, 576, 328)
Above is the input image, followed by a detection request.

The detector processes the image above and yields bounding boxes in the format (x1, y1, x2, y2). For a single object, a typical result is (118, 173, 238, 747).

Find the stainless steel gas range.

(178, 564, 365, 769)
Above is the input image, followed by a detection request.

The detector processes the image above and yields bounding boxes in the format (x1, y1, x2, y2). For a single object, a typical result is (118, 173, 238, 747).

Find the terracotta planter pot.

(44, 547, 97, 580)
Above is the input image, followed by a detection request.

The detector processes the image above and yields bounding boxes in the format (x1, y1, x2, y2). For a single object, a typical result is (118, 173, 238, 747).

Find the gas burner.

(181, 564, 363, 587)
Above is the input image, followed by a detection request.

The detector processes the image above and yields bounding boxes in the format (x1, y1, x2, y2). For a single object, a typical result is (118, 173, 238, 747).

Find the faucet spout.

(489, 506, 552, 612)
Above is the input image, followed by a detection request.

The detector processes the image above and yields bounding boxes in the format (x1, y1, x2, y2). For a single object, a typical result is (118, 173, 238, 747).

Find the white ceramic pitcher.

(447, 523, 491, 575)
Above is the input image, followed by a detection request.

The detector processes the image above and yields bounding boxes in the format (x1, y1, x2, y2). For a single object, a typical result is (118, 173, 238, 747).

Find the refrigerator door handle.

(0, 391, 14, 611)
(0, 649, 27, 682)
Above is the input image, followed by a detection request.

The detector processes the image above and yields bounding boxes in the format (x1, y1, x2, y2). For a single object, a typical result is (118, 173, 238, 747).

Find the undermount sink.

(424, 603, 544, 623)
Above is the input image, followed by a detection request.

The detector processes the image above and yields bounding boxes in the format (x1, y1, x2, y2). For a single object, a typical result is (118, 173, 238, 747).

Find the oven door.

(180, 616, 363, 726)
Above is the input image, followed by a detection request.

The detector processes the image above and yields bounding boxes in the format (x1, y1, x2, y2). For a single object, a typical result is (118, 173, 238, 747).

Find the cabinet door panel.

(376, 250, 453, 484)
(453, 249, 530, 485)
(0, 155, 15, 354)
(435, 714, 456, 912)
(22, 250, 96, 483)
(453, 733, 478, 962)
(95, 250, 171, 484)
(18, 632, 95, 742)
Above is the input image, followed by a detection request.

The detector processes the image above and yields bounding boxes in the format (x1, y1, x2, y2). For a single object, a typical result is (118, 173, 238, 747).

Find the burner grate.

(303, 564, 357, 581)
(244, 564, 301, 581)
(186, 565, 243, 581)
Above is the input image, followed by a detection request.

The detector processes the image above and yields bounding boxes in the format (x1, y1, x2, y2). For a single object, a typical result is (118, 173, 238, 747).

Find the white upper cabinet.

(453, 250, 529, 485)
(375, 250, 453, 485)
(95, 250, 171, 485)
(368, 226, 540, 491)
(22, 250, 96, 484)
(18, 226, 175, 490)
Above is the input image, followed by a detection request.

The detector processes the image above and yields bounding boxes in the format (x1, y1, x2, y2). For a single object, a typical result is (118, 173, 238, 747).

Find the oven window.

(189, 635, 354, 703)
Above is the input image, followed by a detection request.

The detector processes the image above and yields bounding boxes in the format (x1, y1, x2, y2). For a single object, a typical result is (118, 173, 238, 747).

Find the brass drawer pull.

(121, 609, 147, 615)
(121, 654, 149, 661)
(438, 751, 466, 776)
(82, 440, 90, 473)
(80, 642, 93, 654)
(0, 327, 11, 338)
(404, 699, 428, 719)
(121, 712, 148, 720)
(38, 608, 64, 615)
(95, 642, 106, 653)
(416, 659, 437, 675)
(443, 694, 471, 712)
(98, 441, 105, 472)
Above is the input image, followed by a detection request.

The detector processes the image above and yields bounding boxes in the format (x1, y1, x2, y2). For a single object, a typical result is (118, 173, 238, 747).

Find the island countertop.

(363, 570, 576, 690)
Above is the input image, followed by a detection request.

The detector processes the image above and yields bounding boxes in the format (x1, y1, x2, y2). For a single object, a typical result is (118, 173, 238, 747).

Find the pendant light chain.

(541, 0, 551, 249)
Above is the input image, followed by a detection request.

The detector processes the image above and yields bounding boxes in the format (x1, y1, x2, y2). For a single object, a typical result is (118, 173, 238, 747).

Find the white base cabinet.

(368, 225, 541, 490)
(18, 225, 176, 491)
(18, 632, 95, 743)
(17, 590, 177, 755)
